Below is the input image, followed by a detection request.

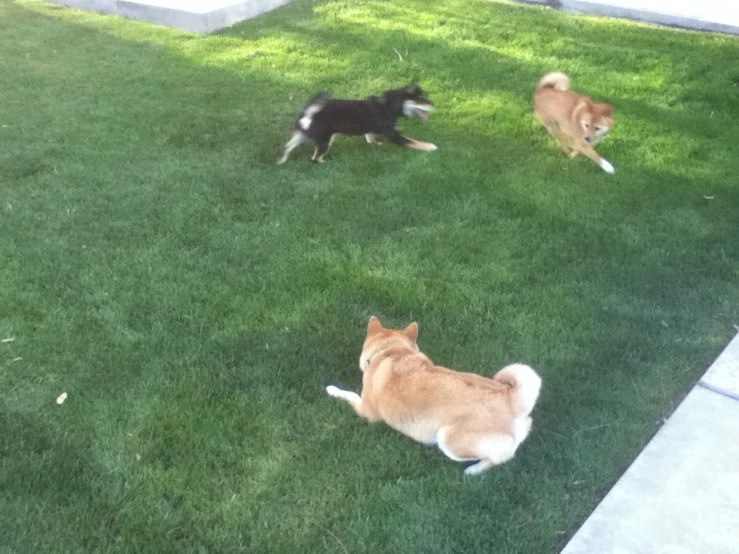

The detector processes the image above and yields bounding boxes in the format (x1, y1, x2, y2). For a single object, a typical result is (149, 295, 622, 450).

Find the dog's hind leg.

(438, 426, 516, 475)
(464, 434, 517, 475)
(436, 427, 478, 463)
(277, 131, 306, 164)
(365, 133, 383, 145)
(311, 134, 335, 163)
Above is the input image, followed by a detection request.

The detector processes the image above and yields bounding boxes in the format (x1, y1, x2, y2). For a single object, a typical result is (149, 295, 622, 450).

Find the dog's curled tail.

(296, 92, 331, 132)
(493, 363, 542, 417)
(537, 72, 570, 92)
(304, 92, 331, 110)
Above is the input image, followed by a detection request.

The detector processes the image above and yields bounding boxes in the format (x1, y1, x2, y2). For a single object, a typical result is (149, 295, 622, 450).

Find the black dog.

(277, 83, 437, 164)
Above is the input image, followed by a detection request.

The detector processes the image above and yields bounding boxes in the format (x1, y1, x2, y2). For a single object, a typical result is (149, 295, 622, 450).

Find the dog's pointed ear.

(403, 322, 419, 342)
(403, 82, 420, 94)
(575, 98, 590, 111)
(367, 316, 383, 335)
(600, 103, 614, 117)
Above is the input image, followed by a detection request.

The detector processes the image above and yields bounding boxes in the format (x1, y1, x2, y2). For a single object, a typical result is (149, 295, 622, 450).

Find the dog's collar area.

(368, 348, 388, 363)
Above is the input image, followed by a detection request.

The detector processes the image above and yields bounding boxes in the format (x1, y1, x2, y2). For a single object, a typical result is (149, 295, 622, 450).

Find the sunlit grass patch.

(2, 0, 738, 553)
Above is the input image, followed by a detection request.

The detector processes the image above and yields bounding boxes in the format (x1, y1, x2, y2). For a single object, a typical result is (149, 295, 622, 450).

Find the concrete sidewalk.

(47, 0, 739, 35)
(561, 331, 739, 554)
(518, 0, 739, 35)
(46, 0, 294, 33)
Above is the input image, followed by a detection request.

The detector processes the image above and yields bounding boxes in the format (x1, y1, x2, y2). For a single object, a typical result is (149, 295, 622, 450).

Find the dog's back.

(374, 354, 540, 438)
(535, 72, 582, 123)
(302, 97, 397, 137)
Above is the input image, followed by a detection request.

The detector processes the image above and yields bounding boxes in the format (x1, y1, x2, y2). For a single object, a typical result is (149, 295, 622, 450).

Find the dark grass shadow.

(11, 0, 731, 383)
(217, 0, 739, 147)
(3, 1, 739, 552)
(15, 0, 738, 166)
(6, 0, 738, 439)
(0, 409, 133, 552)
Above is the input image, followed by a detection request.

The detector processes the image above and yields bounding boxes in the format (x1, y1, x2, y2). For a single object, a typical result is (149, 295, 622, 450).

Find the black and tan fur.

(277, 84, 437, 164)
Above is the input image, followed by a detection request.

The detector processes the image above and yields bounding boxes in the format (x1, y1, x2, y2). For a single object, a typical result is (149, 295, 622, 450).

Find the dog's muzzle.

(404, 101, 435, 120)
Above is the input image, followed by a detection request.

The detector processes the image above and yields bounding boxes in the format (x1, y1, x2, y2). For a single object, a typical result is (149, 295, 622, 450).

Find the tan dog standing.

(535, 72, 616, 174)
(326, 317, 542, 475)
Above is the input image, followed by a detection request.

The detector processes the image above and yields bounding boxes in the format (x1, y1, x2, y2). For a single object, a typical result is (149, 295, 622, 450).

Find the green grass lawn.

(1, 0, 738, 551)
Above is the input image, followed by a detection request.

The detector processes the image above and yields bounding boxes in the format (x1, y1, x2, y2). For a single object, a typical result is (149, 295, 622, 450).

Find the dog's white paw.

(463, 462, 487, 476)
(599, 159, 615, 174)
(326, 385, 342, 397)
(426, 143, 438, 152)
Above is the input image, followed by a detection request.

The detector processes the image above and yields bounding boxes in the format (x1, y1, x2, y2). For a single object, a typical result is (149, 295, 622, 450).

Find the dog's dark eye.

(595, 126, 601, 131)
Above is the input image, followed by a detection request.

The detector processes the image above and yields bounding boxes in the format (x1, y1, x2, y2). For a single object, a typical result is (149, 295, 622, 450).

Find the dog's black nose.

(585, 137, 593, 144)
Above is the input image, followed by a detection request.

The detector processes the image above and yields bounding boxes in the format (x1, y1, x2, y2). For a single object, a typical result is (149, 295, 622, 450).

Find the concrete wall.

(513, 0, 739, 35)
(46, 0, 295, 33)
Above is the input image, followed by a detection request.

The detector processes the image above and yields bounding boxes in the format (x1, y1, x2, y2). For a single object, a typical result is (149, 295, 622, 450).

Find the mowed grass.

(1, 0, 738, 551)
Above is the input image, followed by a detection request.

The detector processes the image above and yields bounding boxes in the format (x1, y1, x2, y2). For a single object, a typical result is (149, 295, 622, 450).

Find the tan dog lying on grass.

(535, 72, 616, 174)
(326, 317, 542, 475)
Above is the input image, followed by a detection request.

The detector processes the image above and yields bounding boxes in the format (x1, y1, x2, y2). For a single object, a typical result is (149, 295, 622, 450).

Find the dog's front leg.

(579, 143, 615, 174)
(387, 131, 437, 152)
(326, 384, 367, 417)
(326, 384, 361, 406)
(543, 121, 575, 156)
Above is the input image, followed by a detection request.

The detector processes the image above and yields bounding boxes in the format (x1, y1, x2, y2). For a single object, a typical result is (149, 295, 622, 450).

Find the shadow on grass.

(3, 1, 739, 553)
(17, 0, 739, 168)
(6, 0, 737, 409)
(214, 0, 739, 148)
(6, 0, 738, 421)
